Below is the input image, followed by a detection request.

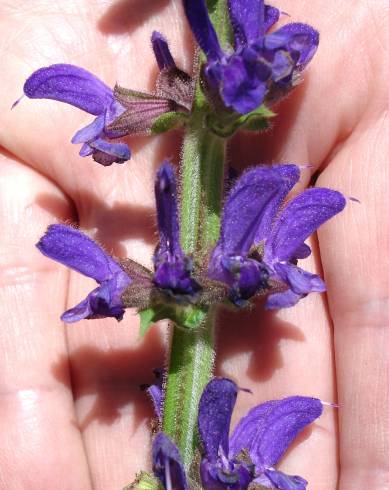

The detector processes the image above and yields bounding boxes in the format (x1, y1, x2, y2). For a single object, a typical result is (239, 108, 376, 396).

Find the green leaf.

(138, 303, 208, 336)
(208, 104, 276, 136)
(241, 116, 271, 132)
(151, 111, 188, 134)
(178, 305, 208, 329)
(138, 304, 174, 336)
(123, 471, 162, 490)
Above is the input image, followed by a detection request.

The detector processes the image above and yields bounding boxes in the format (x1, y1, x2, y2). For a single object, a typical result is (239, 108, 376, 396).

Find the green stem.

(162, 312, 215, 469)
(163, 112, 226, 469)
(180, 115, 226, 253)
(162, 0, 231, 471)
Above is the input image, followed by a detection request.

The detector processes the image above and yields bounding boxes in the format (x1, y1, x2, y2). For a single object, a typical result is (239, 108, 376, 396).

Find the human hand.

(0, 1, 388, 489)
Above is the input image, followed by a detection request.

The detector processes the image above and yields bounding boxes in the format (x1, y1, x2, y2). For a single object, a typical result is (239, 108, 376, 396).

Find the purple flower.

(36, 162, 200, 324)
(182, 0, 319, 113)
(20, 33, 193, 165)
(152, 432, 189, 490)
(198, 378, 324, 489)
(151, 379, 324, 489)
(153, 162, 201, 302)
(36, 224, 132, 322)
(22, 64, 131, 166)
(209, 164, 346, 308)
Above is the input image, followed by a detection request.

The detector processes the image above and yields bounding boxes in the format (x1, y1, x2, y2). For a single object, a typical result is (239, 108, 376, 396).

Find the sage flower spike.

(198, 378, 324, 489)
(36, 224, 132, 322)
(183, 0, 319, 114)
(22, 64, 131, 166)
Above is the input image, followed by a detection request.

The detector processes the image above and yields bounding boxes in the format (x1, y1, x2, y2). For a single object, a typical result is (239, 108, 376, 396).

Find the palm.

(0, 1, 388, 489)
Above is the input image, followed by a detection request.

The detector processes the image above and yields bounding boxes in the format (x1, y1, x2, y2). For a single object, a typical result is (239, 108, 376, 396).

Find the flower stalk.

(161, 0, 230, 468)
(162, 90, 225, 470)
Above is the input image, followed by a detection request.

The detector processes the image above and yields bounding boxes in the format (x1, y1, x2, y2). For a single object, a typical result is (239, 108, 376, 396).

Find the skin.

(0, 0, 388, 488)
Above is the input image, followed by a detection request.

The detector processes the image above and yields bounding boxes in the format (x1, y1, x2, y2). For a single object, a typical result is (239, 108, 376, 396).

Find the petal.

(79, 143, 94, 157)
(153, 163, 202, 299)
(104, 99, 127, 130)
(228, 0, 265, 46)
(217, 165, 299, 257)
(265, 289, 301, 309)
(266, 188, 346, 262)
(144, 369, 164, 420)
(153, 257, 201, 300)
(198, 378, 238, 462)
(61, 295, 93, 323)
(230, 400, 279, 458)
(220, 256, 269, 306)
(182, 0, 223, 60)
(264, 31, 292, 50)
(275, 263, 326, 295)
(23, 64, 113, 115)
(71, 114, 105, 144)
(36, 224, 123, 282)
(253, 163, 300, 244)
(61, 281, 127, 323)
(89, 138, 131, 166)
(155, 162, 181, 257)
(265, 469, 307, 490)
(220, 55, 268, 114)
(271, 51, 294, 82)
(272, 23, 319, 68)
(200, 457, 251, 490)
(292, 243, 311, 260)
(264, 5, 280, 32)
(152, 31, 176, 70)
(231, 397, 323, 468)
(152, 432, 188, 490)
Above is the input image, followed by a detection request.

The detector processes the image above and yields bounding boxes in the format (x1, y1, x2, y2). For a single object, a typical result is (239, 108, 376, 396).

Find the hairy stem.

(162, 312, 216, 469)
(163, 111, 226, 468)
(161, 0, 231, 470)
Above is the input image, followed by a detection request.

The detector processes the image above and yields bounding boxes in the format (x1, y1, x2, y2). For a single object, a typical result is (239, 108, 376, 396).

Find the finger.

(318, 109, 389, 489)
(0, 152, 92, 489)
